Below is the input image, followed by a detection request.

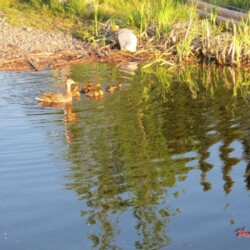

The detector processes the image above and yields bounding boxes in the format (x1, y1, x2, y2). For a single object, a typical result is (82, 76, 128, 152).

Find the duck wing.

(36, 93, 66, 103)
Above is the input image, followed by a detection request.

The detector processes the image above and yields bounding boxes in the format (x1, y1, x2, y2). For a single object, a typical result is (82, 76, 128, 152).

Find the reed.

(93, 0, 99, 36)
(176, 15, 198, 62)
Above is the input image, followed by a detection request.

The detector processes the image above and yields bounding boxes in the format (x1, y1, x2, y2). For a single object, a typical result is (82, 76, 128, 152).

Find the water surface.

(0, 63, 250, 249)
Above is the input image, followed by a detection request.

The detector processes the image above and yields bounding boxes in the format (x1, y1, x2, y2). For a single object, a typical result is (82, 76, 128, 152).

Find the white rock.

(118, 28, 137, 52)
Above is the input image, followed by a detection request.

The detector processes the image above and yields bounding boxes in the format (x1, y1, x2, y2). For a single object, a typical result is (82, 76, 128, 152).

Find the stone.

(118, 28, 137, 52)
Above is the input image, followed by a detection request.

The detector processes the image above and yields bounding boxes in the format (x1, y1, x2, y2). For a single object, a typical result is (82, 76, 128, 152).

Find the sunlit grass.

(205, 0, 250, 9)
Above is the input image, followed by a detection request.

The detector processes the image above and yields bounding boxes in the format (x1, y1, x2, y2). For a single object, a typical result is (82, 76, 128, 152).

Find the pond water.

(1, 63, 250, 250)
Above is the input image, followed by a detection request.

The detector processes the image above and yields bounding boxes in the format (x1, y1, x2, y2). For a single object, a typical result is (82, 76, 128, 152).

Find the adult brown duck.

(36, 79, 77, 103)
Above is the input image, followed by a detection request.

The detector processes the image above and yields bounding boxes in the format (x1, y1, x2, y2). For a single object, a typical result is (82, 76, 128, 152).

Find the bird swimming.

(81, 83, 101, 93)
(36, 79, 77, 103)
(86, 89, 104, 98)
(106, 83, 122, 94)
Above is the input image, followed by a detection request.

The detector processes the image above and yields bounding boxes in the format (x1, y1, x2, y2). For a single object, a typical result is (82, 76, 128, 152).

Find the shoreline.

(0, 10, 250, 71)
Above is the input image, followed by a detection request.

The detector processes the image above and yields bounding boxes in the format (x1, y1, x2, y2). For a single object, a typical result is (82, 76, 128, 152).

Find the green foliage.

(176, 16, 198, 62)
(206, 0, 250, 9)
(154, 0, 191, 35)
(1, 0, 193, 32)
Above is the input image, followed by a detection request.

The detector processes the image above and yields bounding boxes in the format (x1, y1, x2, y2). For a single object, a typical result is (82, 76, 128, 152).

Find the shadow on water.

(43, 63, 250, 249)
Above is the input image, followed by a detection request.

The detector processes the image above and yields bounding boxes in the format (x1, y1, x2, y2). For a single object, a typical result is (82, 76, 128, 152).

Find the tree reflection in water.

(53, 63, 250, 249)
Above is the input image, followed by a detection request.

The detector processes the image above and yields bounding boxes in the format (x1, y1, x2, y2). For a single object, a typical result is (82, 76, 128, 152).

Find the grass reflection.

(56, 63, 250, 249)
(142, 64, 250, 100)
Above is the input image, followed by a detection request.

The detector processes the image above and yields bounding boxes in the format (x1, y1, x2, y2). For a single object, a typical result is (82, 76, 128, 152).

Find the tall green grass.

(0, 0, 13, 8)
(205, 0, 250, 9)
(11, 0, 192, 32)
(153, 0, 190, 35)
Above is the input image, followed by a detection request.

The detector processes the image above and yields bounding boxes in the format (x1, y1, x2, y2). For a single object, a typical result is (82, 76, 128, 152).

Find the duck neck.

(66, 83, 72, 93)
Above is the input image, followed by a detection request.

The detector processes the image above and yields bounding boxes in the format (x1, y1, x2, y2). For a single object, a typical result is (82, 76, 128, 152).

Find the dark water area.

(1, 63, 250, 250)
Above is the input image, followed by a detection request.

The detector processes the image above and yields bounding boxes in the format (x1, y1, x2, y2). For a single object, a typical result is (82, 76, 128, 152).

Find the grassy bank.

(0, 0, 250, 68)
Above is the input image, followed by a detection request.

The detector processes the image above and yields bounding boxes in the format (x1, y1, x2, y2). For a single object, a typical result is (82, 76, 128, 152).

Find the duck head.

(66, 79, 78, 91)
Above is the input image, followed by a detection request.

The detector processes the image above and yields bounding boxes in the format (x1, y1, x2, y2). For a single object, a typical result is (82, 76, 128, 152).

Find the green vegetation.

(0, 0, 249, 67)
(0, 0, 192, 34)
(205, 0, 250, 10)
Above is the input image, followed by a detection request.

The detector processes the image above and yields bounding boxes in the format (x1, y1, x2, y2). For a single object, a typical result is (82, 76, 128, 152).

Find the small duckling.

(81, 83, 101, 93)
(106, 83, 122, 94)
(86, 89, 104, 98)
(71, 85, 80, 98)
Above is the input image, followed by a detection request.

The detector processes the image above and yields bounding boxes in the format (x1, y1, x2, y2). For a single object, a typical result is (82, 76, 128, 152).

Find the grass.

(175, 11, 199, 62)
(154, 0, 191, 35)
(205, 0, 250, 9)
(0, 0, 77, 31)
(0, 0, 193, 32)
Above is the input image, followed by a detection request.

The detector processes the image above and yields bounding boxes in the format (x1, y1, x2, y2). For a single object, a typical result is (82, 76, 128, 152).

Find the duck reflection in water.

(118, 61, 138, 75)
(38, 102, 79, 144)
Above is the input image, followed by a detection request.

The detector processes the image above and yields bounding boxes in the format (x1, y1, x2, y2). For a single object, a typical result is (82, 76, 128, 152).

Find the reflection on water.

(38, 102, 79, 144)
(1, 63, 250, 249)
(64, 64, 250, 249)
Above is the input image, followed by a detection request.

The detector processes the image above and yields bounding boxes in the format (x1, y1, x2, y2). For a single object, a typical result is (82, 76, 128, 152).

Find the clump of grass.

(154, 0, 192, 36)
(93, 0, 99, 36)
(175, 13, 199, 62)
(125, 0, 149, 35)
(0, 0, 13, 8)
(199, 13, 250, 67)
(0, 0, 80, 32)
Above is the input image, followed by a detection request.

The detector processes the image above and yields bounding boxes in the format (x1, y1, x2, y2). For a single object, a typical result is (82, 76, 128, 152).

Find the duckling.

(86, 89, 104, 98)
(106, 83, 122, 94)
(71, 84, 80, 98)
(81, 83, 101, 93)
(36, 79, 78, 103)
